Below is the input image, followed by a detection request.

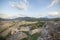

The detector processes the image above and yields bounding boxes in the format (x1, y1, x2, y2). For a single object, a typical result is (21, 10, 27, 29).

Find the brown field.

(0, 21, 37, 37)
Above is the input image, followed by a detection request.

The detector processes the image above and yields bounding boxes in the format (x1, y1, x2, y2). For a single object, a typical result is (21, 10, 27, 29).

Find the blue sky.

(0, 0, 60, 19)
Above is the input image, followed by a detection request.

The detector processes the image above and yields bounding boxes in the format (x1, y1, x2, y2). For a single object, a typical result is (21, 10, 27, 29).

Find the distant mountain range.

(0, 17, 60, 21)
(0, 17, 38, 21)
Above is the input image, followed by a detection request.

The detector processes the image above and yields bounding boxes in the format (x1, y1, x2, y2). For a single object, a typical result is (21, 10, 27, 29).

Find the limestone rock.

(38, 21, 60, 40)
(6, 32, 28, 40)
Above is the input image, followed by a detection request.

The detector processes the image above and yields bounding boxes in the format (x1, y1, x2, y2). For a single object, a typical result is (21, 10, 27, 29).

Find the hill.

(0, 17, 60, 21)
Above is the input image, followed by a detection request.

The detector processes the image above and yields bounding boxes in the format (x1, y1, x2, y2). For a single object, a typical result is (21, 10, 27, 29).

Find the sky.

(0, 0, 60, 19)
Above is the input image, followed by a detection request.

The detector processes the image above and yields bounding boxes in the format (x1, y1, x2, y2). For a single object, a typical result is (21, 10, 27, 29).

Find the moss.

(0, 36, 6, 40)
(22, 38, 28, 40)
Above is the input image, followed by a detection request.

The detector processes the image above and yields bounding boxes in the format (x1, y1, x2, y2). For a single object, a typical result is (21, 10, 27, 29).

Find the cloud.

(38, 11, 59, 18)
(47, 0, 59, 8)
(0, 13, 28, 19)
(9, 0, 29, 10)
(49, 12, 59, 16)
(0, 13, 18, 19)
(0, 14, 12, 19)
(47, 11, 60, 18)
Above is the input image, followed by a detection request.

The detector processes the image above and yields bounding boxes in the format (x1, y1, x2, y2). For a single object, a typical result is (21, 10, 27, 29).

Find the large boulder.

(38, 21, 60, 40)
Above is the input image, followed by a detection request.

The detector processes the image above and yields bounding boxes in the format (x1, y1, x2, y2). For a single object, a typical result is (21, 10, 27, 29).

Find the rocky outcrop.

(6, 32, 28, 40)
(37, 21, 60, 40)
(29, 28, 42, 35)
